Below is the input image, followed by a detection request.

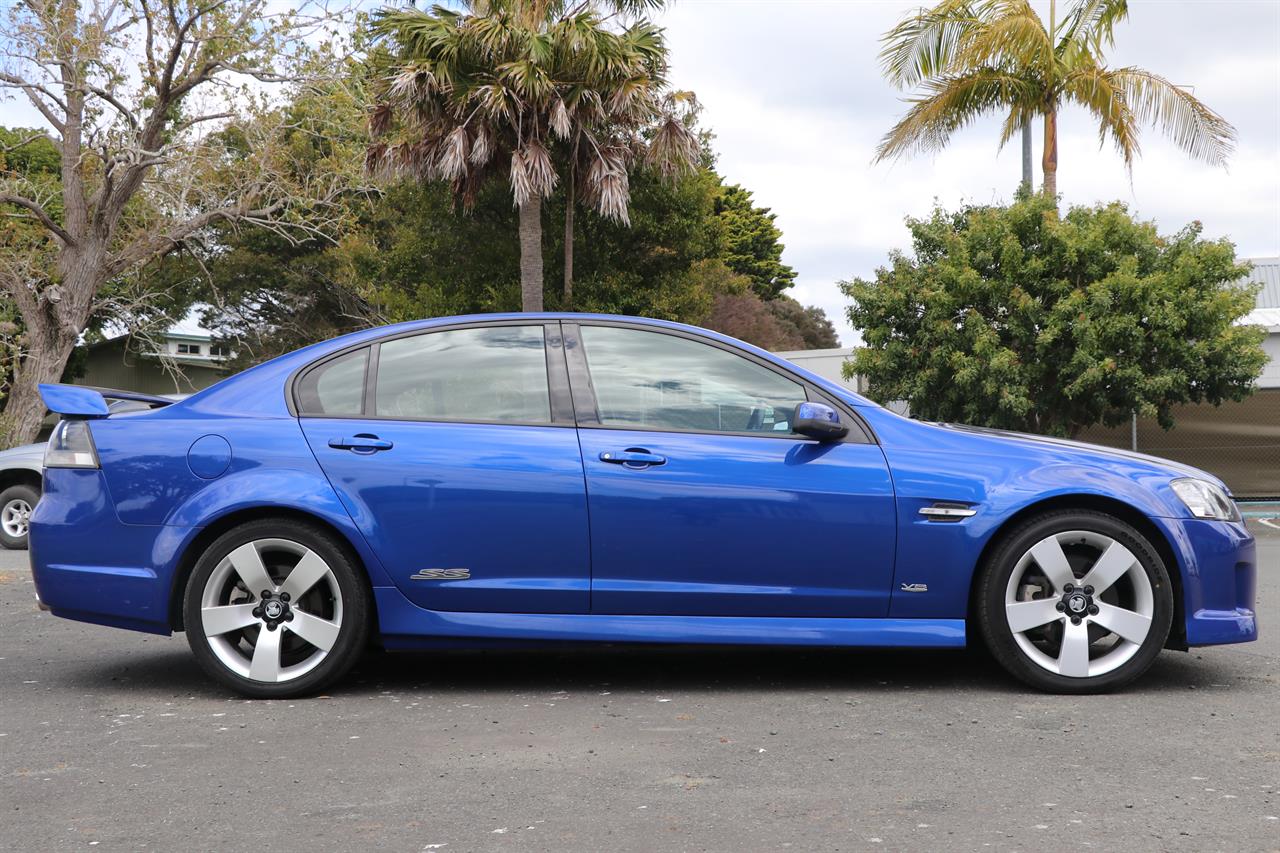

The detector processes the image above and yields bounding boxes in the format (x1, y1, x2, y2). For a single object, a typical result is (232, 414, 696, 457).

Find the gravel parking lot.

(1, 523, 1276, 852)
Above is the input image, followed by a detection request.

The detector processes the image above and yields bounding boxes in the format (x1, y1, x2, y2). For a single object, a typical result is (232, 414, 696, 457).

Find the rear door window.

(374, 326, 551, 423)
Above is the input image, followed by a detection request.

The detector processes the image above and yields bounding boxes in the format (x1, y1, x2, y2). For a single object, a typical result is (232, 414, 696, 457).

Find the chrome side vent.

(919, 502, 977, 522)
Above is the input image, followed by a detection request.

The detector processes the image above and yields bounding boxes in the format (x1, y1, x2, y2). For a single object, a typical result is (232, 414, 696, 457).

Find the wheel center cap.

(263, 600, 285, 620)
(1067, 593, 1088, 613)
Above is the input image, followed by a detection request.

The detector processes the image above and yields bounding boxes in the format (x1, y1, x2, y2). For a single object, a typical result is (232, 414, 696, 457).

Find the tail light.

(45, 419, 100, 469)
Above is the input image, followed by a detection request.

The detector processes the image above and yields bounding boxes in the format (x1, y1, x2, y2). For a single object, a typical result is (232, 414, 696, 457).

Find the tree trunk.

(563, 165, 575, 309)
(1042, 107, 1058, 199)
(1, 248, 102, 447)
(0, 322, 77, 448)
(518, 194, 544, 312)
(1021, 119, 1033, 192)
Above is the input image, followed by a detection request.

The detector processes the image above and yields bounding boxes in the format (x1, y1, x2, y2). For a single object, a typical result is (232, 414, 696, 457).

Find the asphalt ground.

(1, 520, 1276, 852)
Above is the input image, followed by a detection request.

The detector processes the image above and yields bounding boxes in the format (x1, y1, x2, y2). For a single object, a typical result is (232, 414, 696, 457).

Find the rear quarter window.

(296, 348, 368, 415)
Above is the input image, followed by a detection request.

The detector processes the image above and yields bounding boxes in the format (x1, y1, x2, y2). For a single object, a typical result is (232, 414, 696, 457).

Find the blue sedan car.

(30, 314, 1257, 697)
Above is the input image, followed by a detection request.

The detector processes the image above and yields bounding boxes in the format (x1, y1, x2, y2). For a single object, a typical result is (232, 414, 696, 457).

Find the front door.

(567, 323, 897, 618)
(298, 322, 590, 614)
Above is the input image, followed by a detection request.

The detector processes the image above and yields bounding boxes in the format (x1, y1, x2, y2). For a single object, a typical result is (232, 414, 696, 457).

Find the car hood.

(934, 423, 1224, 488)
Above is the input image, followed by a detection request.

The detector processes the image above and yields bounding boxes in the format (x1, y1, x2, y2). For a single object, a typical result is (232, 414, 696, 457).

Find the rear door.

(297, 321, 590, 614)
(566, 322, 897, 618)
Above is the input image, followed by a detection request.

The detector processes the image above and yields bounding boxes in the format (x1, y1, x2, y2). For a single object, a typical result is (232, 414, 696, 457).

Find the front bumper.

(1165, 517, 1257, 646)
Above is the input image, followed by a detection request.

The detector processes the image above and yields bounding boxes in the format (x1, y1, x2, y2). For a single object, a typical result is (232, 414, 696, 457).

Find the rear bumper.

(1166, 517, 1257, 647)
(29, 469, 188, 635)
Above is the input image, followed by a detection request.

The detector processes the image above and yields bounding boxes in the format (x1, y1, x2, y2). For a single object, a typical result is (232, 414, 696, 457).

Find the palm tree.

(874, 0, 1236, 198)
(367, 0, 699, 311)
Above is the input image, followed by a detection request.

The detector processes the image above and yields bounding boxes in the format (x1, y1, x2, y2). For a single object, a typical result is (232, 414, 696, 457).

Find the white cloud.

(658, 0, 1280, 344)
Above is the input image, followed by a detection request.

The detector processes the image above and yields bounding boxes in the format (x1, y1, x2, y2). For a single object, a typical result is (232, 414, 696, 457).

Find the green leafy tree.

(875, 0, 1236, 197)
(714, 184, 796, 298)
(367, 0, 699, 312)
(767, 296, 839, 349)
(843, 193, 1266, 436)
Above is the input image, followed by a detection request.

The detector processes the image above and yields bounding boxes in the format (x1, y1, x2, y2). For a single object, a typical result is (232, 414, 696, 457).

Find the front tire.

(977, 510, 1174, 694)
(183, 519, 370, 698)
(0, 483, 38, 550)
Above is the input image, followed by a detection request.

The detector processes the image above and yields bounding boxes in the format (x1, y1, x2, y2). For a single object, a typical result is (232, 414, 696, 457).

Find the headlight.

(44, 419, 100, 469)
(1170, 478, 1239, 522)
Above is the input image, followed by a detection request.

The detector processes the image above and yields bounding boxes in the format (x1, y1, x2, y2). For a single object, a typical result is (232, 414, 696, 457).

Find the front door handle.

(599, 449, 666, 468)
(328, 435, 394, 453)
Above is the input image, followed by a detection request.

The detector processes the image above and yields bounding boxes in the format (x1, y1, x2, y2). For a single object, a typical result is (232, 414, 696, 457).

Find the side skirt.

(374, 587, 966, 650)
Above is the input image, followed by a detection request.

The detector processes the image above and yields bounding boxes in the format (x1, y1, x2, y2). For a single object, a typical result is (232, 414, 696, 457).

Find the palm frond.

(1061, 66, 1140, 168)
(1057, 0, 1128, 57)
(549, 98, 572, 139)
(437, 126, 471, 180)
(470, 123, 495, 165)
(1109, 67, 1236, 166)
(879, 0, 983, 89)
(995, 101, 1038, 150)
(958, 0, 1052, 73)
(584, 146, 631, 224)
(645, 114, 699, 178)
(511, 139, 558, 203)
(874, 66, 1040, 162)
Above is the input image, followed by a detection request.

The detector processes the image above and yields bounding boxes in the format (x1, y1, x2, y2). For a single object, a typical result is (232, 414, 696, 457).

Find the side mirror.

(791, 401, 848, 442)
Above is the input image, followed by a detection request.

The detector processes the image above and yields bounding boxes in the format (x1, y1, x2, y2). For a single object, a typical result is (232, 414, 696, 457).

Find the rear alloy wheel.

(184, 520, 369, 698)
(0, 484, 38, 550)
(978, 510, 1174, 693)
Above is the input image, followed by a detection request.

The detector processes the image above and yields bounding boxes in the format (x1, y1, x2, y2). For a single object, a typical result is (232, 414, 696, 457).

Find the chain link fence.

(1075, 389, 1280, 500)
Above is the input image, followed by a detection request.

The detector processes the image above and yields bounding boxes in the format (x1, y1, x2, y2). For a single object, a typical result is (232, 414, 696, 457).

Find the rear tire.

(977, 510, 1174, 694)
(183, 519, 370, 698)
(0, 483, 38, 550)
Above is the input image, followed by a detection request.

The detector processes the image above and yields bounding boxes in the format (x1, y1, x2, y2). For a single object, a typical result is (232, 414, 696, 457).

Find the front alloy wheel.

(979, 510, 1174, 693)
(184, 520, 369, 698)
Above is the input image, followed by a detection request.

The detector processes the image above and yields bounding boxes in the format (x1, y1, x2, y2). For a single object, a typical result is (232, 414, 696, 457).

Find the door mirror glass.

(791, 401, 848, 441)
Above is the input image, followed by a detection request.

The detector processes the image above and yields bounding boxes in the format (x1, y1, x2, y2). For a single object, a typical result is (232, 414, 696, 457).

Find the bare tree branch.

(0, 192, 73, 244)
(1, 131, 48, 153)
(0, 71, 67, 131)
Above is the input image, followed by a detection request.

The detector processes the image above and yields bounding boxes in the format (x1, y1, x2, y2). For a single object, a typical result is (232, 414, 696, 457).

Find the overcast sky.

(656, 0, 1280, 344)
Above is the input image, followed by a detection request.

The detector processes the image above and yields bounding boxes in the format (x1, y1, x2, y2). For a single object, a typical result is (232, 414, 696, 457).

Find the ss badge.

(410, 568, 471, 581)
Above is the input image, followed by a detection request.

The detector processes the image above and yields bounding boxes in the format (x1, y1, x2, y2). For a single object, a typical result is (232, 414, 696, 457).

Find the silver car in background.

(0, 442, 43, 549)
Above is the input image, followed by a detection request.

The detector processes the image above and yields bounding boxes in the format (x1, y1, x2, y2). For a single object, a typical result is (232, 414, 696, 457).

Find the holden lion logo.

(410, 568, 471, 581)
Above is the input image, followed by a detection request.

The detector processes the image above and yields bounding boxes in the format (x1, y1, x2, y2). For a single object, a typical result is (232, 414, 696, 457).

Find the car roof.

(176, 313, 878, 419)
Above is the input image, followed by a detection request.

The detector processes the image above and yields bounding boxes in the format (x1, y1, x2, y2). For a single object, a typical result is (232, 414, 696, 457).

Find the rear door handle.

(328, 435, 394, 453)
(599, 449, 666, 467)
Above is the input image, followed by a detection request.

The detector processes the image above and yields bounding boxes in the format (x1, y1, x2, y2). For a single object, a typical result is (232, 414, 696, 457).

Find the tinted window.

(580, 326, 806, 433)
(297, 347, 368, 415)
(375, 326, 551, 423)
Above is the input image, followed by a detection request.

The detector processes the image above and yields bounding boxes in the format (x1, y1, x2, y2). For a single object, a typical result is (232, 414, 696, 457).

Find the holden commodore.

(29, 314, 1257, 697)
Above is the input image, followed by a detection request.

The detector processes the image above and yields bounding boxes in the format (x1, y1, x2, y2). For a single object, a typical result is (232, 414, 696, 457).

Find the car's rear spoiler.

(38, 384, 176, 418)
